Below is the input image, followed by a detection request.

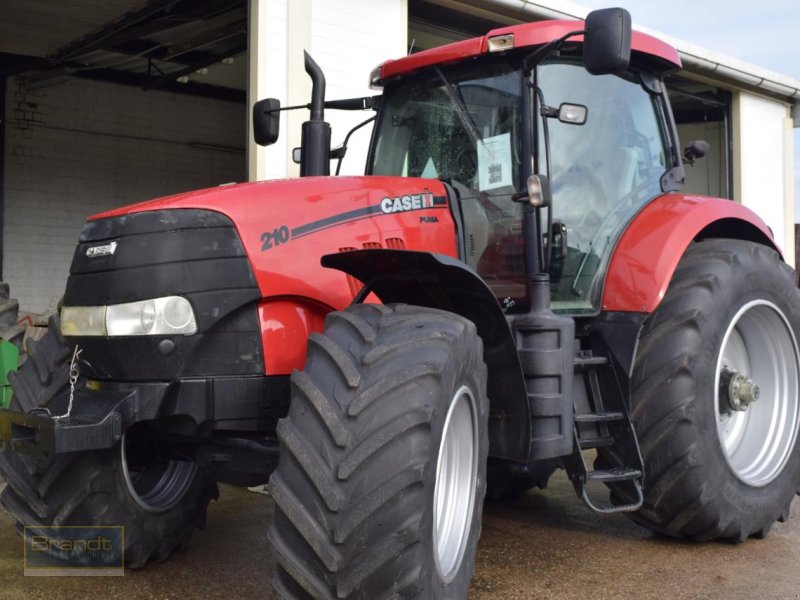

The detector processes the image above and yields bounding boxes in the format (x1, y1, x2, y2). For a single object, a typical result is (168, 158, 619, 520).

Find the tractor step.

(564, 348, 644, 514)
(573, 354, 608, 370)
(573, 411, 623, 423)
(578, 476, 644, 514)
(578, 435, 614, 449)
(587, 467, 642, 483)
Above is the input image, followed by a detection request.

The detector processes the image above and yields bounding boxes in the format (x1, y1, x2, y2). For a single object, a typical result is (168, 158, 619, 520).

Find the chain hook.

(54, 345, 82, 421)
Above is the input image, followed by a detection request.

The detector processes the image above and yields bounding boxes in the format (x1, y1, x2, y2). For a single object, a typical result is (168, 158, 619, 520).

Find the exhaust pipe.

(300, 51, 331, 176)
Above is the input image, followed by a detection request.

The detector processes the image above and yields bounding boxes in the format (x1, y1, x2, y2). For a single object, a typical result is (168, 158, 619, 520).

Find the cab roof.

(377, 19, 681, 83)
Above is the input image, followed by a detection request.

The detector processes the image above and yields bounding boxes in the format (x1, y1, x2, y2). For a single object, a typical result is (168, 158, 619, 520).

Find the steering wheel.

(551, 165, 609, 251)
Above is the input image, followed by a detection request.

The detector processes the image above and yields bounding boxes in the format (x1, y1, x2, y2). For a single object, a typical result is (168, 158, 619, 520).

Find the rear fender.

(322, 249, 530, 462)
(603, 194, 779, 313)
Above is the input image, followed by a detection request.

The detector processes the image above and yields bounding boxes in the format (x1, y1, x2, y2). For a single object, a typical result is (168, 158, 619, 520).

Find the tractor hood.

(87, 176, 459, 312)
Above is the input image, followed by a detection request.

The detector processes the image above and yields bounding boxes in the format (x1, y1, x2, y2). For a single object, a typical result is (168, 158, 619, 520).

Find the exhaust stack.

(300, 51, 332, 176)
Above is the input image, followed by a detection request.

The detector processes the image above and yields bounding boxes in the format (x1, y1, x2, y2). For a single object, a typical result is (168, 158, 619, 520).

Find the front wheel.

(622, 239, 800, 541)
(0, 323, 218, 568)
(268, 303, 489, 599)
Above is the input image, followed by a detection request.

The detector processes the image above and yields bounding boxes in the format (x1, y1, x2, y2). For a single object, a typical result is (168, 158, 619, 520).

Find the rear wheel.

(0, 283, 28, 361)
(624, 239, 800, 540)
(0, 321, 218, 567)
(269, 303, 489, 599)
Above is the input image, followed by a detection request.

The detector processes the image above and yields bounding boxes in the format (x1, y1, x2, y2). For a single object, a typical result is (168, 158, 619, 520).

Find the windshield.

(370, 58, 527, 296)
(370, 58, 523, 189)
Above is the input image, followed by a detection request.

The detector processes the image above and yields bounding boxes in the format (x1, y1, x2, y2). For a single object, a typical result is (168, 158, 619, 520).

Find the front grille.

(63, 209, 263, 380)
(67, 209, 256, 307)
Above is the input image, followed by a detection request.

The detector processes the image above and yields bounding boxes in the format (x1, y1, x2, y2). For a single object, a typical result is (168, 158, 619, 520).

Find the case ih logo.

(380, 192, 435, 214)
(86, 241, 118, 258)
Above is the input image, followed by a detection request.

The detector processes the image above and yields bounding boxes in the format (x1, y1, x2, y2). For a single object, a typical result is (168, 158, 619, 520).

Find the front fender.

(322, 249, 530, 462)
(603, 194, 779, 313)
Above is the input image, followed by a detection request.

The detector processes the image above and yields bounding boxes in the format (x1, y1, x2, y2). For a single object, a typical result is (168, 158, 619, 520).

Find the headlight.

(61, 296, 197, 337)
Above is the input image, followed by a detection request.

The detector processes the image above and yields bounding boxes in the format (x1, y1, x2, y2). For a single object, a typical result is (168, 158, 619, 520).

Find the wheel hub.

(719, 366, 760, 412)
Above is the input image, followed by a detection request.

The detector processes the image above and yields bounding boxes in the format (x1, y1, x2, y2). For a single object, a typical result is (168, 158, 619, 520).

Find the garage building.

(1, 0, 798, 311)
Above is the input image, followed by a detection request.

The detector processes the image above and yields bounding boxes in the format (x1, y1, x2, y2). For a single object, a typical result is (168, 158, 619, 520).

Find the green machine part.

(0, 340, 19, 409)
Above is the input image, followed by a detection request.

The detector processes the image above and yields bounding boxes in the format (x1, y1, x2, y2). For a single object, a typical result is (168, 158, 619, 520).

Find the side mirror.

(683, 140, 710, 165)
(253, 98, 280, 146)
(583, 8, 632, 75)
(557, 103, 587, 125)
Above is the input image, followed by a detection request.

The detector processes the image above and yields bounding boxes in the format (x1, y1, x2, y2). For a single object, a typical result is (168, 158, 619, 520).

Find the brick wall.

(3, 76, 246, 312)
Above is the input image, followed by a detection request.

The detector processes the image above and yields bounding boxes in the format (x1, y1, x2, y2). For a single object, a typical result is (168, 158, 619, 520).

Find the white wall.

(4, 76, 246, 312)
(735, 91, 794, 262)
(248, 0, 288, 181)
(678, 121, 728, 199)
(248, 0, 407, 181)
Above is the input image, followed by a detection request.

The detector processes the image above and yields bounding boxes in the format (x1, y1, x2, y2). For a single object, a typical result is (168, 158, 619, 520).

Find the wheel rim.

(121, 430, 197, 513)
(433, 385, 478, 582)
(715, 300, 800, 486)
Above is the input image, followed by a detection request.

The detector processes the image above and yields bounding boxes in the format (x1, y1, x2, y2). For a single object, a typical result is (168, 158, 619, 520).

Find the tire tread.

(270, 303, 488, 599)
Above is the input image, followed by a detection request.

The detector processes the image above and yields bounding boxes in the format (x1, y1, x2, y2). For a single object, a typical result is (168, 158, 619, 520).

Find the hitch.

(0, 405, 123, 459)
(0, 383, 165, 458)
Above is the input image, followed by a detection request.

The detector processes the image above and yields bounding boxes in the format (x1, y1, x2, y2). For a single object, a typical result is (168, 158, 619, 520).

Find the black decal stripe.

(290, 195, 449, 240)
(291, 212, 381, 240)
(291, 205, 383, 238)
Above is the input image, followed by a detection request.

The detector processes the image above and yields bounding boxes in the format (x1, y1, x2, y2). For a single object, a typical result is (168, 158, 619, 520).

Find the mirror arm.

(523, 29, 585, 74)
(261, 96, 379, 116)
(540, 105, 559, 118)
(334, 115, 377, 176)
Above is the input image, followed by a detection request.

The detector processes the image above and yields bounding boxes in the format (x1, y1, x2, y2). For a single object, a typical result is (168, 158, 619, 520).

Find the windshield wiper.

(434, 67, 483, 145)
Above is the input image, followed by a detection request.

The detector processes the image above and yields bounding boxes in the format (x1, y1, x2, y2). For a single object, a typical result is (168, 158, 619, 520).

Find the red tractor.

(1, 7, 798, 598)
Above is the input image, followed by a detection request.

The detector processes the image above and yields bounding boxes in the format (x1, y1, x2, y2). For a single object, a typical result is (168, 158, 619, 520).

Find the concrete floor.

(1, 473, 799, 599)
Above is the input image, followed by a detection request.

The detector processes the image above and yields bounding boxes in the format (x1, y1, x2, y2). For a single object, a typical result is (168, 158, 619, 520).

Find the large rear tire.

(269, 303, 489, 599)
(0, 283, 28, 360)
(622, 239, 800, 540)
(0, 321, 218, 568)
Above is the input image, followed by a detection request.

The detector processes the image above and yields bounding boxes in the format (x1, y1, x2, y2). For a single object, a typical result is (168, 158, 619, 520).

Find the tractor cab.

(369, 16, 681, 314)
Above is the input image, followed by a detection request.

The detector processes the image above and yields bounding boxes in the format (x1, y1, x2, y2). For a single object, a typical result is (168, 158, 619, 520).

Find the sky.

(576, 0, 800, 216)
